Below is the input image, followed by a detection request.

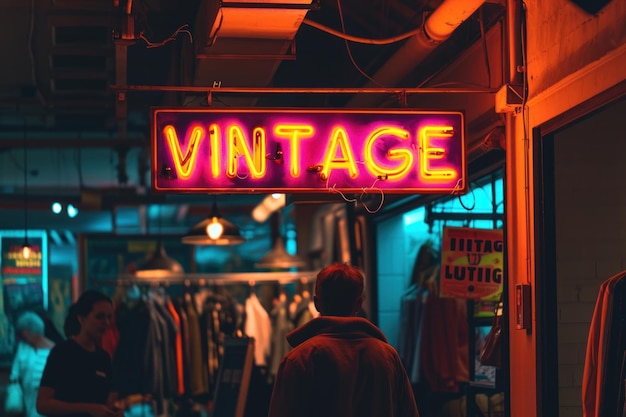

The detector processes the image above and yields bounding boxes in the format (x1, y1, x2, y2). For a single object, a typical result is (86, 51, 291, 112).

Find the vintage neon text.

(162, 123, 458, 182)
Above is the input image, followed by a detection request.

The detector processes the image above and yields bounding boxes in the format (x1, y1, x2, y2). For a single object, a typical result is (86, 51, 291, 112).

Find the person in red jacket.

(268, 263, 419, 417)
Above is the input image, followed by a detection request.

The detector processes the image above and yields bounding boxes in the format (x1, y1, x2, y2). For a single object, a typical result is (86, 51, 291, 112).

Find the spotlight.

(52, 202, 62, 214)
(67, 204, 78, 218)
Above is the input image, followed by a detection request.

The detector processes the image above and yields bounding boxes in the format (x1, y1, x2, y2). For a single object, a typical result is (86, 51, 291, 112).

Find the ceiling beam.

(0, 137, 147, 148)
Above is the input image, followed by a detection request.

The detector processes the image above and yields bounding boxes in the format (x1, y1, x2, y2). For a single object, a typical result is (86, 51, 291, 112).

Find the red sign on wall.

(151, 108, 466, 194)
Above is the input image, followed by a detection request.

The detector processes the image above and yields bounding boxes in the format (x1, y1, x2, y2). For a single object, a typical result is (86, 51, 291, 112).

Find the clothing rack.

(101, 270, 319, 409)
(93, 271, 318, 287)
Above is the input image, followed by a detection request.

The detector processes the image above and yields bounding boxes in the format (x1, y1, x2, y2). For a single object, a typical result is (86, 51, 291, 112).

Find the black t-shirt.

(40, 339, 112, 417)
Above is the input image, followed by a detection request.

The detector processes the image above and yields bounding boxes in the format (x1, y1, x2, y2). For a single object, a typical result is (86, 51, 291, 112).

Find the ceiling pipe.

(466, 127, 505, 161)
(110, 85, 493, 94)
(506, 0, 524, 85)
(0, 137, 146, 149)
(347, 0, 487, 108)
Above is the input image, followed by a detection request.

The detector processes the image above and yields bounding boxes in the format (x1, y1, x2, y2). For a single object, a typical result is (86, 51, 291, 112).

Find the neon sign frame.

(151, 108, 466, 194)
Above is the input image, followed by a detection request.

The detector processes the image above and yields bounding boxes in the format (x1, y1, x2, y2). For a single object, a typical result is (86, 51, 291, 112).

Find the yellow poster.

(440, 227, 504, 300)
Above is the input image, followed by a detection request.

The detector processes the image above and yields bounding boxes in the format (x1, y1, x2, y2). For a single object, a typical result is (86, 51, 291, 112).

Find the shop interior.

(538, 96, 626, 417)
(0, 0, 515, 416)
(0, 177, 511, 417)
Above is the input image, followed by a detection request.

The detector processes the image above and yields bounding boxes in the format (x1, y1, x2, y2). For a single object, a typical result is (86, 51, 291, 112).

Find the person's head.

(64, 290, 113, 342)
(15, 311, 44, 346)
(314, 263, 364, 316)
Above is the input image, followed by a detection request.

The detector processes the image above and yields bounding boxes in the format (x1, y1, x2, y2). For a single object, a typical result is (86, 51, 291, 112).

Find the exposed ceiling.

(0, 0, 506, 249)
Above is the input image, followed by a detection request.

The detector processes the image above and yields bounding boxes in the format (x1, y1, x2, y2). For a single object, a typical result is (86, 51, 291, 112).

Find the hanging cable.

(336, 0, 384, 87)
(28, 0, 47, 108)
(359, 179, 385, 214)
(455, 179, 476, 211)
(328, 184, 357, 204)
(139, 24, 193, 49)
(23, 138, 27, 237)
(75, 148, 84, 189)
(302, 18, 422, 45)
(22, 129, 30, 258)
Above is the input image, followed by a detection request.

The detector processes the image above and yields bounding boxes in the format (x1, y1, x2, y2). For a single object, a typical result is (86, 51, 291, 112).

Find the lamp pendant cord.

(23, 138, 28, 243)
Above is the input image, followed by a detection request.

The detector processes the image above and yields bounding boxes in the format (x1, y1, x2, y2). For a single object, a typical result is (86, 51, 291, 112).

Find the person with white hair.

(9, 311, 55, 417)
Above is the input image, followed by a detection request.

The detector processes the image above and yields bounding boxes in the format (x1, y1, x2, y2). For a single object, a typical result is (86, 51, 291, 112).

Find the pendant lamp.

(181, 198, 245, 245)
(255, 210, 306, 269)
(136, 205, 184, 278)
(21, 133, 30, 259)
(136, 241, 184, 278)
(255, 235, 306, 269)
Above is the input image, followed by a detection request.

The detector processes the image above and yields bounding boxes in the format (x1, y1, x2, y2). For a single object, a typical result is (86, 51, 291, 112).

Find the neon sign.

(152, 108, 466, 194)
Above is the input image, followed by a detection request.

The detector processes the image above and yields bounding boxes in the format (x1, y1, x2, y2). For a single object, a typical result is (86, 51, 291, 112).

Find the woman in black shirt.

(37, 290, 122, 417)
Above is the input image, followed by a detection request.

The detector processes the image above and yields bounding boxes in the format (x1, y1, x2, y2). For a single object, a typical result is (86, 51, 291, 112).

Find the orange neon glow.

(364, 127, 413, 180)
(274, 125, 314, 177)
(320, 127, 359, 180)
(208, 124, 221, 178)
(226, 125, 266, 179)
(164, 125, 204, 180)
(419, 126, 457, 181)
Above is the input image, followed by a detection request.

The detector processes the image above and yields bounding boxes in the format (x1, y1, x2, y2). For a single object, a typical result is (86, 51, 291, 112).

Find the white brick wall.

(553, 99, 626, 416)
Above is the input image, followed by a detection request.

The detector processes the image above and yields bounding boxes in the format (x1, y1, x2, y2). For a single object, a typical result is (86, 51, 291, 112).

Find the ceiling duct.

(205, 0, 314, 40)
(191, 0, 316, 107)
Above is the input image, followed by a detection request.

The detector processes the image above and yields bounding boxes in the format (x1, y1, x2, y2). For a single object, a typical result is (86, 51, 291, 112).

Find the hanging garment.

(618, 350, 626, 417)
(111, 296, 178, 408)
(245, 293, 272, 367)
(292, 293, 316, 328)
(112, 300, 153, 397)
(166, 297, 185, 396)
(269, 296, 293, 378)
(201, 289, 242, 392)
(308, 300, 320, 319)
(174, 298, 191, 396)
(398, 241, 439, 383)
(184, 294, 209, 396)
(419, 279, 469, 393)
(101, 301, 120, 358)
(397, 284, 421, 374)
(583, 271, 626, 417)
(146, 297, 178, 404)
(408, 288, 428, 384)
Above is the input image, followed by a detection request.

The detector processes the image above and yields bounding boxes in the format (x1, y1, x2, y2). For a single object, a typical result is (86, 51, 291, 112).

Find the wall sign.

(440, 227, 503, 300)
(0, 230, 48, 367)
(152, 108, 466, 194)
